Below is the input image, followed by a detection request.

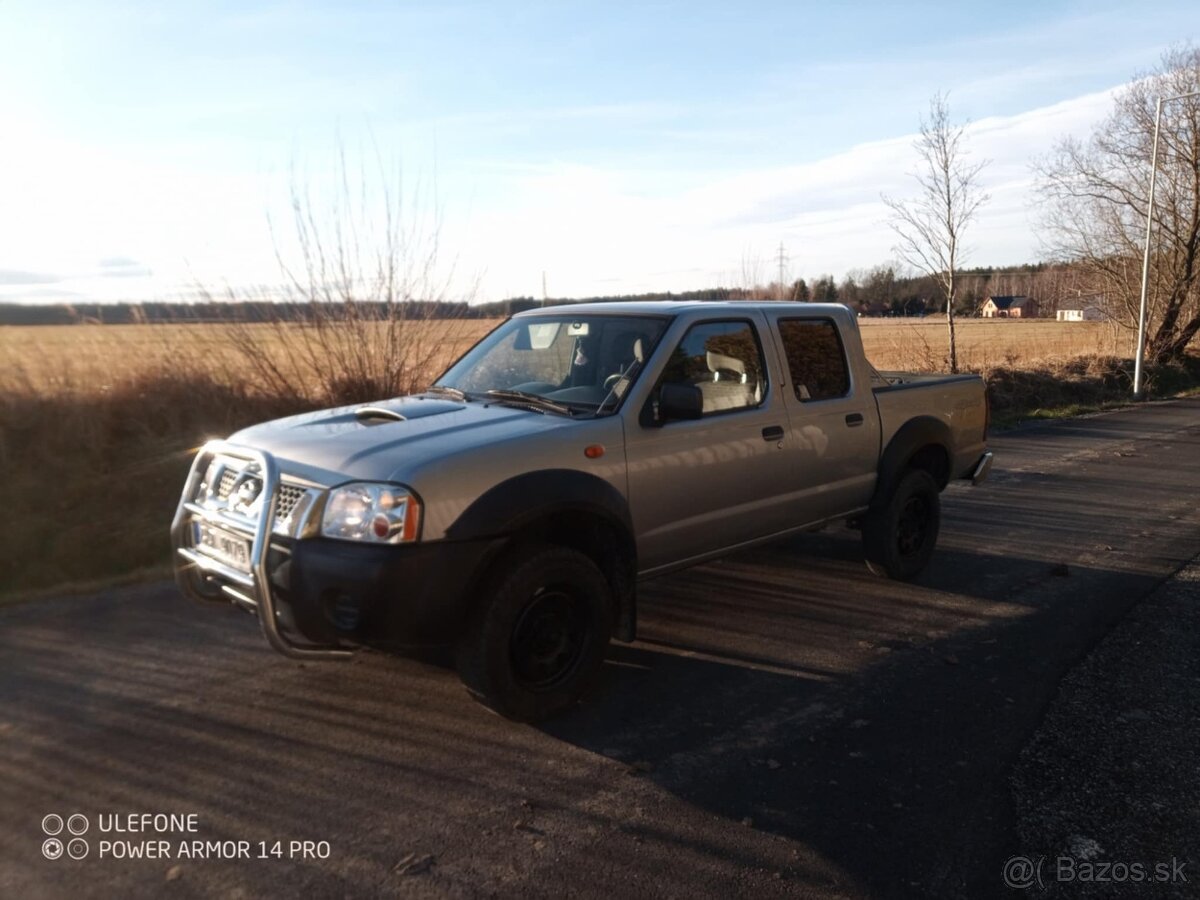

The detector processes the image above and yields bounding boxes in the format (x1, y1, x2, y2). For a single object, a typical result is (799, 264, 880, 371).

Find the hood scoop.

(354, 406, 408, 424)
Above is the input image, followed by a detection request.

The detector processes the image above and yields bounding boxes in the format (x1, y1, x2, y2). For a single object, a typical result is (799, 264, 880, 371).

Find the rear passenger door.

(624, 315, 795, 573)
(763, 312, 881, 520)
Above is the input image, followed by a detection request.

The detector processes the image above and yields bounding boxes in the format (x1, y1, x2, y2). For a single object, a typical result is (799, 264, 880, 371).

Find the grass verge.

(0, 370, 315, 599)
(981, 354, 1200, 429)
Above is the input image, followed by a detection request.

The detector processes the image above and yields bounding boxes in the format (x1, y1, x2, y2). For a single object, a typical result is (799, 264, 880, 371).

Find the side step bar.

(170, 440, 353, 660)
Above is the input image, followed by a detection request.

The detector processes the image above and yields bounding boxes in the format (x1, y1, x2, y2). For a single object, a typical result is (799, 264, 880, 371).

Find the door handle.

(845, 413, 864, 427)
(762, 425, 785, 442)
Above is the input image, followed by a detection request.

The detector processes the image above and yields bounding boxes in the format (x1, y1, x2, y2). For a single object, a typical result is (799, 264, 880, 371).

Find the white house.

(1056, 307, 1105, 322)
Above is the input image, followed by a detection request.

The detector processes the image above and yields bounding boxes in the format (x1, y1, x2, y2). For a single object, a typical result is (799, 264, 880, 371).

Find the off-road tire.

(456, 544, 613, 722)
(862, 468, 941, 581)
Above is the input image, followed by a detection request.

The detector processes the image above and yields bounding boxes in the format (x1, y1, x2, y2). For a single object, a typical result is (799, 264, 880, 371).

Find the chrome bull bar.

(170, 440, 353, 660)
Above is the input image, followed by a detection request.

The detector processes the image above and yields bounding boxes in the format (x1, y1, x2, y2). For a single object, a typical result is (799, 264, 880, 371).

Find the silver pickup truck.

(172, 301, 991, 720)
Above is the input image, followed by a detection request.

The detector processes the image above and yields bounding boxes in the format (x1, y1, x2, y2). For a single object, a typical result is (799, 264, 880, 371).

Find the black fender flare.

(871, 416, 953, 510)
(445, 470, 638, 641)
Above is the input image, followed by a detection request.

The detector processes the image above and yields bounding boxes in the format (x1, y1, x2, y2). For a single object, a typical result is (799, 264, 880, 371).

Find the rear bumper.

(970, 451, 994, 485)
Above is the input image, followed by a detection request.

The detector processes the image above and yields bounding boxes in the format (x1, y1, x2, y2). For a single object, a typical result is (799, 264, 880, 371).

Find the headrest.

(706, 351, 746, 374)
(614, 331, 645, 364)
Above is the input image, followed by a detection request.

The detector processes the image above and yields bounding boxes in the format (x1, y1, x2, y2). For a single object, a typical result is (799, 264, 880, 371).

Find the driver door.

(624, 315, 795, 574)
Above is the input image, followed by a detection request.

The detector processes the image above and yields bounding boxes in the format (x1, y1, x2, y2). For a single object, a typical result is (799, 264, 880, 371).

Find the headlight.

(321, 483, 421, 544)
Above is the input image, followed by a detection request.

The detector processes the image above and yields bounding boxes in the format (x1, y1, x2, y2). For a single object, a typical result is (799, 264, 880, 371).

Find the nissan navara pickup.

(172, 302, 992, 720)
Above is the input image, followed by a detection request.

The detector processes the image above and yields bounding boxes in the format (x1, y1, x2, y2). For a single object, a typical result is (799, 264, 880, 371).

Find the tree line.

(0, 265, 1105, 327)
(0, 290, 742, 326)
(0, 271, 1094, 327)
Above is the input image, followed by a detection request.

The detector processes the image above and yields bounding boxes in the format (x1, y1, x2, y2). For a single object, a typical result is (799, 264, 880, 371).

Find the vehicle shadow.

(537, 450, 1200, 897)
(0, 527, 1183, 900)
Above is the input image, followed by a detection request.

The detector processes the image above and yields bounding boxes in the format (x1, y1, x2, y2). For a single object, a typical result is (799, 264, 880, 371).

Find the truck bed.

(871, 370, 989, 481)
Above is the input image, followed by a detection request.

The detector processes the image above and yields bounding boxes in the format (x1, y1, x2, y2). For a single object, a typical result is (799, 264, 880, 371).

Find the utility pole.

(541, 271, 547, 308)
(1133, 90, 1200, 399)
(776, 242, 788, 301)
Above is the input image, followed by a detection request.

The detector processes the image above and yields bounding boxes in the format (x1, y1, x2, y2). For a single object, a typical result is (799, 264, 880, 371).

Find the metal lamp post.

(1133, 90, 1200, 399)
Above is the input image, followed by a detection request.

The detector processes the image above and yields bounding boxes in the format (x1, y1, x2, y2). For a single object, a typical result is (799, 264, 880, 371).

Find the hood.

(228, 394, 576, 483)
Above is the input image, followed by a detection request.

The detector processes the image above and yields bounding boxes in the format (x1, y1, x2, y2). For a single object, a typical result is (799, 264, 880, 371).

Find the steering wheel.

(603, 372, 624, 390)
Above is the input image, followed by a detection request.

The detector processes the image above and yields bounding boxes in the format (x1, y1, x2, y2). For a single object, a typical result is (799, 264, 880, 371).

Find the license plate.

(193, 521, 251, 571)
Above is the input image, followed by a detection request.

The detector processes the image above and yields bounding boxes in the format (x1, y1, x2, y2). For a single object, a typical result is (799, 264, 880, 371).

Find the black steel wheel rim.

(897, 494, 931, 556)
(510, 587, 590, 691)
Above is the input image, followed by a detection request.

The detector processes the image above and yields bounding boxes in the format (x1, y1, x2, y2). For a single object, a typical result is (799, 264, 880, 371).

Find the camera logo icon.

(42, 814, 89, 860)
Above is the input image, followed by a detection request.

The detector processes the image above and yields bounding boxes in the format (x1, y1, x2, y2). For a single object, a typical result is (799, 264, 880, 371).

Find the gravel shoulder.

(1012, 560, 1200, 897)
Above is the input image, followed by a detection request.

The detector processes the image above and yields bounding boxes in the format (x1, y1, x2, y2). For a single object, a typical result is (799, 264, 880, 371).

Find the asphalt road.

(3, 399, 1199, 899)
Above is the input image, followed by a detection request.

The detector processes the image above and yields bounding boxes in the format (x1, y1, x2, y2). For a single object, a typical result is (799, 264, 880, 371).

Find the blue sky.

(1, 1, 1197, 303)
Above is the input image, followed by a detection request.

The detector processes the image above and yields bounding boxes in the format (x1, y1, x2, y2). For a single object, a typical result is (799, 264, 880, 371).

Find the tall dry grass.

(0, 369, 307, 594)
(0, 320, 495, 596)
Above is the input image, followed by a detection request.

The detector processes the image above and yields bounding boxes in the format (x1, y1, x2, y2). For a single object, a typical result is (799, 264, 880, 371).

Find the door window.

(778, 319, 850, 402)
(657, 320, 767, 415)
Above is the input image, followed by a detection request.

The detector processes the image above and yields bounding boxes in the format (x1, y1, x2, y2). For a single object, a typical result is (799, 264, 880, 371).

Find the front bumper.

(171, 441, 495, 657)
(269, 535, 500, 648)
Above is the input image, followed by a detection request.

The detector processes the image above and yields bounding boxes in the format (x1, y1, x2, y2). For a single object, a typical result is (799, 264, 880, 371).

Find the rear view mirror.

(527, 322, 560, 349)
(658, 383, 703, 422)
(514, 322, 562, 351)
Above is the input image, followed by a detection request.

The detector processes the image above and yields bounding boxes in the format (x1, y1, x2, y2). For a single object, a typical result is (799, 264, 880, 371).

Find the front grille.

(200, 456, 314, 534)
(275, 483, 307, 521)
(217, 469, 239, 499)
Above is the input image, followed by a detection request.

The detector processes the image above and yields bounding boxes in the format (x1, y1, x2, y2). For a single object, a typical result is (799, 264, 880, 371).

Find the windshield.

(436, 314, 669, 414)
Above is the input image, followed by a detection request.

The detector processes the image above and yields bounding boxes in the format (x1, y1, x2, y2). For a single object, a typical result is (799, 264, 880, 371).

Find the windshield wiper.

(425, 385, 470, 401)
(484, 389, 576, 417)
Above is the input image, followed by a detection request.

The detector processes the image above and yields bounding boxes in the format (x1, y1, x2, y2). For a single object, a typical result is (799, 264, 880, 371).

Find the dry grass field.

(0, 316, 1126, 393)
(0, 318, 501, 396)
(0, 314, 1177, 598)
(856, 317, 1128, 371)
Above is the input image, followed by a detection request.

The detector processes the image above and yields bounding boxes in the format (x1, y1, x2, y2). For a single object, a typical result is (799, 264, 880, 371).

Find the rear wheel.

(456, 545, 613, 722)
(862, 468, 941, 581)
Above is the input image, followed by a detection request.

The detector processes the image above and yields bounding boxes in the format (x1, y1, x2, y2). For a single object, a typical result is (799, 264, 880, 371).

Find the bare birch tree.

(883, 94, 990, 373)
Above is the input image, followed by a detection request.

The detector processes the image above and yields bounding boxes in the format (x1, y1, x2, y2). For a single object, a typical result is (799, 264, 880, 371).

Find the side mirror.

(658, 382, 703, 422)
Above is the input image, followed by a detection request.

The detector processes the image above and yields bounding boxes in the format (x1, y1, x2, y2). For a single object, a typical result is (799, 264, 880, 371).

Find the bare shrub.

(202, 151, 477, 406)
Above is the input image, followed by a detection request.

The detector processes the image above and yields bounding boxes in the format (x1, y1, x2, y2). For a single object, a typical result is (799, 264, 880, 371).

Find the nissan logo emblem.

(235, 476, 262, 506)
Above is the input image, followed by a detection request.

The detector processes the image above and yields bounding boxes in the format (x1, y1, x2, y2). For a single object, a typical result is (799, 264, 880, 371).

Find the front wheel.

(862, 468, 941, 581)
(456, 545, 613, 722)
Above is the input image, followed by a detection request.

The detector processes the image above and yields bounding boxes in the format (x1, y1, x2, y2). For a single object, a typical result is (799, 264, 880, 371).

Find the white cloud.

(459, 86, 1121, 298)
(0, 85, 1122, 304)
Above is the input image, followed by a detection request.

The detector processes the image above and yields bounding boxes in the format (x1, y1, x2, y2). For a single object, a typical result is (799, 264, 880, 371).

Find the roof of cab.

(512, 300, 853, 318)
